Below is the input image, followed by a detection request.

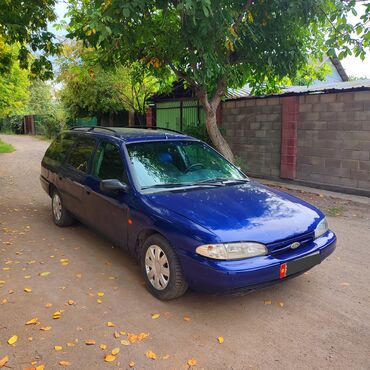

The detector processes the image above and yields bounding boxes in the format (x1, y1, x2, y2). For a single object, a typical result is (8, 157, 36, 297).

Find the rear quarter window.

(66, 136, 97, 173)
(43, 133, 75, 168)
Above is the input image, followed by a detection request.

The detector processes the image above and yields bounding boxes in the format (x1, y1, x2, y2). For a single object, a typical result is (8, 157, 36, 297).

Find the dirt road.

(1, 134, 369, 370)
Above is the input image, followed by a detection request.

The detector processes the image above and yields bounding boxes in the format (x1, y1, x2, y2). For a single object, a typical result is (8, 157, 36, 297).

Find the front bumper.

(179, 230, 336, 293)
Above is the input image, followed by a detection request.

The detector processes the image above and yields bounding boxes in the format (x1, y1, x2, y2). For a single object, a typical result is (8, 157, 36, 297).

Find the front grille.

(267, 231, 314, 255)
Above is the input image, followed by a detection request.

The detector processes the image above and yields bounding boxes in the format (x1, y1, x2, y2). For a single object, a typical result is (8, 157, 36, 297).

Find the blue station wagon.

(40, 126, 336, 300)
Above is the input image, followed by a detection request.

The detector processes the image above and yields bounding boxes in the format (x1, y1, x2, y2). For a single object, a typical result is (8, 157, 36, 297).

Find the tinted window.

(43, 133, 75, 166)
(92, 141, 126, 182)
(67, 136, 96, 173)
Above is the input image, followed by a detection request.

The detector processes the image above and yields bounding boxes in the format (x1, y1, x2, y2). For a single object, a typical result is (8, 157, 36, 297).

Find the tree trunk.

(128, 110, 135, 126)
(197, 88, 235, 163)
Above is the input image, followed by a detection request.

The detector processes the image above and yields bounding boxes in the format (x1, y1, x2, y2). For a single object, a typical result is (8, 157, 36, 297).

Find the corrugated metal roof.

(225, 79, 370, 100)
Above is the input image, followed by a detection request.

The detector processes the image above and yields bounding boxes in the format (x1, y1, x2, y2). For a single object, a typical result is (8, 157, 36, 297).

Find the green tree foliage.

(27, 79, 54, 115)
(0, 42, 29, 117)
(27, 79, 66, 138)
(0, 0, 59, 79)
(65, 0, 363, 162)
(58, 42, 163, 122)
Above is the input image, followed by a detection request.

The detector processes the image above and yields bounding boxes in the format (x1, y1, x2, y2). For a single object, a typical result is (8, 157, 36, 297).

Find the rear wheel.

(141, 234, 188, 300)
(51, 189, 74, 227)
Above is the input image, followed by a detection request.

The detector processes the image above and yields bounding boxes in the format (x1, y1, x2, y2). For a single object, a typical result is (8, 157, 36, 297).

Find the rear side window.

(92, 141, 127, 182)
(67, 136, 96, 173)
(43, 133, 75, 167)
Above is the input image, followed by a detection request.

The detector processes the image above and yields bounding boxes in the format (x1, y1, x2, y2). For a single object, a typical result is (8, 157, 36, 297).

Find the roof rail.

(128, 125, 184, 135)
(69, 126, 120, 137)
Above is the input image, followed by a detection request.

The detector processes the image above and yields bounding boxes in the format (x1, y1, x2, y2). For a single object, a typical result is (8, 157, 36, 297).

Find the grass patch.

(0, 138, 15, 153)
(326, 206, 345, 217)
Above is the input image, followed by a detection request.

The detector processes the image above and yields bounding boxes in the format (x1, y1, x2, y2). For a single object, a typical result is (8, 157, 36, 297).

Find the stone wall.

(296, 91, 370, 192)
(222, 90, 370, 195)
(222, 97, 282, 178)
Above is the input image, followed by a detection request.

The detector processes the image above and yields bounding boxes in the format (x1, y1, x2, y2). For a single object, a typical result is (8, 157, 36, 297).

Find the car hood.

(145, 181, 323, 244)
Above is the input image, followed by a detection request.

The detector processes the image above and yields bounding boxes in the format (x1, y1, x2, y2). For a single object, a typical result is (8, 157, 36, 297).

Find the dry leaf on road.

(104, 354, 116, 362)
(151, 313, 160, 319)
(0, 356, 9, 368)
(217, 336, 224, 344)
(111, 348, 120, 355)
(187, 358, 197, 366)
(145, 350, 157, 360)
(7, 335, 18, 345)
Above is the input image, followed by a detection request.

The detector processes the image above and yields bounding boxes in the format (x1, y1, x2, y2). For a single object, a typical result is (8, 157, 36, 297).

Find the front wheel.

(51, 190, 74, 227)
(141, 234, 188, 300)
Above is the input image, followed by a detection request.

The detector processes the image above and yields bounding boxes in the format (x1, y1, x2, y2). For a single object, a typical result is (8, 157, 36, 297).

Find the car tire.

(51, 189, 74, 227)
(141, 234, 188, 300)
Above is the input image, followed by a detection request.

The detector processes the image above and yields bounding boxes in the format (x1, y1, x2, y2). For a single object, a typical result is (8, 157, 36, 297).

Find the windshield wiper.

(142, 181, 224, 190)
(196, 177, 249, 185)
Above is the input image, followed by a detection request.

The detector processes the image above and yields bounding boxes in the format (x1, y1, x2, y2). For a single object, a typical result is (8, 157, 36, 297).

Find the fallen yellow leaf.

(1, 298, 8, 305)
(187, 358, 197, 367)
(0, 280, 5, 284)
(129, 361, 135, 367)
(26, 318, 39, 325)
(104, 354, 116, 362)
(111, 348, 120, 355)
(53, 310, 63, 319)
(24, 287, 32, 293)
(121, 340, 130, 346)
(7, 335, 18, 345)
(264, 300, 272, 305)
(151, 313, 160, 319)
(114, 332, 120, 338)
(54, 345, 63, 351)
(28, 337, 33, 341)
(99, 344, 107, 350)
(45, 303, 53, 308)
(107, 321, 115, 327)
(40, 326, 52, 331)
(145, 350, 157, 360)
(278, 302, 284, 308)
(39, 272, 50, 277)
(183, 316, 191, 321)
(36, 365, 45, 370)
(97, 299, 102, 304)
(97, 292, 104, 297)
(59, 360, 71, 366)
(217, 336, 224, 344)
(67, 300, 75, 305)
(85, 340, 96, 345)
(67, 342, 75, 347)
(0, 356, 9, 367)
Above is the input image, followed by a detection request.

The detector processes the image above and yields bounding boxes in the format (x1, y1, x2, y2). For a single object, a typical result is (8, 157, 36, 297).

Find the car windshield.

(126, 140, 247, 189)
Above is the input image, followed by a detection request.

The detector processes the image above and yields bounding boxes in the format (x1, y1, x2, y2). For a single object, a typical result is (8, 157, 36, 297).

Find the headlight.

(314, 217, 328, 238)
(196, 242, 267, 260)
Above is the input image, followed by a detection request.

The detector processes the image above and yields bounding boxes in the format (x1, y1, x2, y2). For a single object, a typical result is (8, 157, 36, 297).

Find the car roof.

(66, 126, 195, 143)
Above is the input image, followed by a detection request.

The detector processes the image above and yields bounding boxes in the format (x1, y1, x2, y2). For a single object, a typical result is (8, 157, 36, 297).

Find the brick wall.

(222, 97, 282, 178)
(296, 91, 370, 192)
(222, 89, 370, 196)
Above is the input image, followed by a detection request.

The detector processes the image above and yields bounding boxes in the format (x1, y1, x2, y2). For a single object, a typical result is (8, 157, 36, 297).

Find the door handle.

(85, 186, 92, 195)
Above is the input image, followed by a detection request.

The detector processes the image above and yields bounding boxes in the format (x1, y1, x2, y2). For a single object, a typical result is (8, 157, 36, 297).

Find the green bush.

(0, 116, 24, 134)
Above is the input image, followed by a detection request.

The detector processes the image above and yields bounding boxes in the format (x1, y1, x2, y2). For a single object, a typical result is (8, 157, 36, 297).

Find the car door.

(60, 135, 97, 221)
(84, 139, 129, 247)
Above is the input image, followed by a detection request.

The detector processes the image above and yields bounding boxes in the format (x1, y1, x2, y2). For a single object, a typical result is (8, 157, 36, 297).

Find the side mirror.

(100, 179, 128, 193)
